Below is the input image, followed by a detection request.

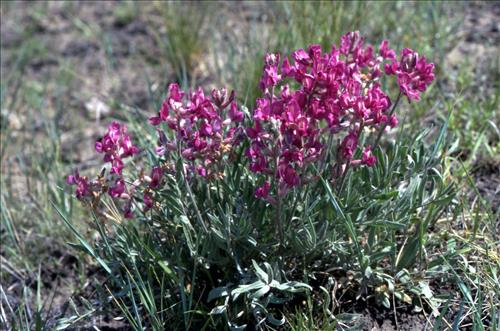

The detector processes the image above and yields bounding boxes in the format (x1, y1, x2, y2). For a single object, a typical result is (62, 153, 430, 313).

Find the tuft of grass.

(154, 2, 213, 87)
(112, 1, 139, 28)
(0, 21, 92, 327)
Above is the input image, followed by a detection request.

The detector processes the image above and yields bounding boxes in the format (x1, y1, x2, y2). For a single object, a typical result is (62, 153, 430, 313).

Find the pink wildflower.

(385, 48, 435, 101)
(339, 131, 359, 161)
(259, 53, 281, 90)
(362, 146, 376, 167)
(123, 200, 133, 219)
(149, 166, 164, 189)
(67, 171, 90, 199)
(149, 83, 243, 179)
(95, 122, 139, 175)
(143, 192, 154, 211)
(379, 40, 396, 60)
(109, 178, 126, 198)
(247, 31, 434, 198)
(255, 181, 270, 199)
(228, 102, 244, 122)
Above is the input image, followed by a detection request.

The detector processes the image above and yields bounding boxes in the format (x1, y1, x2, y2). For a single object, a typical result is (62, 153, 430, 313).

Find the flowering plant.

(249, 32, 434, 199)
(65, 32, 450, 330)
(69, 32, 435, 241)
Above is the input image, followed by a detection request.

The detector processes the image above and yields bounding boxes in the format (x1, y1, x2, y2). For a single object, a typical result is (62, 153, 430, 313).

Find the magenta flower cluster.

(68, 31, 435, 217)
(67, 84, 246, 216)
(150, 83, 244, 178)
(94, 122, 139, 175)
(67, 122, 138, 195)
(67, 122, 142, 217)
(247, 31, 434, 200)
(384, 48, 435, 102)
(66, 171, 92, 199)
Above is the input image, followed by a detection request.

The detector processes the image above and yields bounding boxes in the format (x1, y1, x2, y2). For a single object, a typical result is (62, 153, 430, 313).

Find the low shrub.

(63, 32, 458, 330)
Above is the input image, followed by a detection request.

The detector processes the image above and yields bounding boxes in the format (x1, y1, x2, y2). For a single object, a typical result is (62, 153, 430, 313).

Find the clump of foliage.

(63, 32, 460, 330)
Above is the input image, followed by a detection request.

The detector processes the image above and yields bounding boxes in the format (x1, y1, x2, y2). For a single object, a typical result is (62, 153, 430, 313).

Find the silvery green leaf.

(395, 290, 412, 304)
(269, 280, 280, 288)
(249, 284, 270, 299)
(247, 236, 257, 246)
(364, 266, 373, 278)
(209, 305, 227, 315)
(252, 260, 269, 283)
(386, 278, 395, 293)
(336, 313, 362, 323)
(419, 281, 433, 299)
(182, 224, 196, 255)
(235, 310, 245, 318)
(395, 269, 411, 284)
(264, 262, 274, 282)
(207, 286, 231, 302)
(381, 292, 391, 309)
(267, 313, 286, 326)
(275, 281, 312, 292)
(211, 227, 225, 241)
(229, 322, 247, 331)
(240, 105, 250, 117)
(231, 280, 265, 298)
(179, 215, 193, 229)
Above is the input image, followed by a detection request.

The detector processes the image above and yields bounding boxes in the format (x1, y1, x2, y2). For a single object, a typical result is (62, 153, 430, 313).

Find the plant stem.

(181, 166, 209, 233)
(373, 91, 402, 149)
(337, 160, 351, 194)
(176, 134, 209, 234)
(269, 86, 285, 249)
(276, 195, 284, 247)
(337, 120, 364, 194)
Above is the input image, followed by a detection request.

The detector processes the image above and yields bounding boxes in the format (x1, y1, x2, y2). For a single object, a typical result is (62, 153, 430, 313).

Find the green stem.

(337, 160, 351, 195)
(176, 130, 209, 233)
(269, 85, 284, 249)
(276, 196, 284, 247)
(373, 91, 402, 149)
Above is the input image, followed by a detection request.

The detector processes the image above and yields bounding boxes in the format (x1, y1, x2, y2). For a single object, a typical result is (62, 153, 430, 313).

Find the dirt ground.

(1, 1, 499, 330)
